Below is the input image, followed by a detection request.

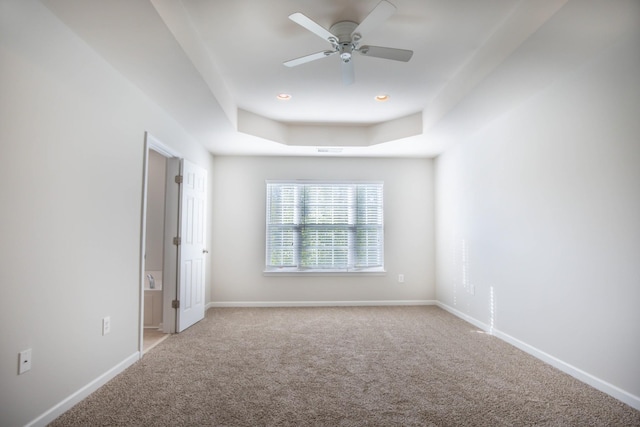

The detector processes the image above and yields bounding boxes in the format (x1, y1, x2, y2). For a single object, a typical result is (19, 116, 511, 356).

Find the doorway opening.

(139, 132, 208, 356)
(143, 148, 169, 353)
(139, 133, 180, 356)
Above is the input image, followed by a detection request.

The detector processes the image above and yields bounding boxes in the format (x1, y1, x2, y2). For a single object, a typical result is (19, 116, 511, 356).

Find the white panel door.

(176, 159, 207, 332)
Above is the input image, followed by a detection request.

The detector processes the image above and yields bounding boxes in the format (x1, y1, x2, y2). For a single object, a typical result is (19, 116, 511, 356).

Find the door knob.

(202, 249, 209, 254)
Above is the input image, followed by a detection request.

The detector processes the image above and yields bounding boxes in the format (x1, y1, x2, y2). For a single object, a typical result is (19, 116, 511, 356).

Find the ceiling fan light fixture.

(284, 1, 413, 85)
(340, 42, 354, 62)
(375, 94, 390, 102)
(276, 93, 292, 101)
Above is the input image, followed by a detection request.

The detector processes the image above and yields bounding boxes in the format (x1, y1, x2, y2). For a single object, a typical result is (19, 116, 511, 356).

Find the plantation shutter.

(266, 181, 384, 272)
(265, 184, 300, 267)
(355, 185, 384, 267)
(301, 184, 353, 269)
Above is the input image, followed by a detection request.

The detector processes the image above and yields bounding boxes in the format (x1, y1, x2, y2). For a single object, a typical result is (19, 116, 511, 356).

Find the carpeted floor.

(51, 306, 640, 426)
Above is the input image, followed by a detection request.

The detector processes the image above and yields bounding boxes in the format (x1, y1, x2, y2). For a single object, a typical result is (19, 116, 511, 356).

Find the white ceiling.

(42, 0, 639, 157)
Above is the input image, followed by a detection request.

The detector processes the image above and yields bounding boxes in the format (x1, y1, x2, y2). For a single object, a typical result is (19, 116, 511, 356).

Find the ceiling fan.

(283, 0, 413, 85)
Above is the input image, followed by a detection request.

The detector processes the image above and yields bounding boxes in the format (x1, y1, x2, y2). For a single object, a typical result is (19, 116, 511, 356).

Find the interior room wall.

(434, 30, 640, 408)
(210, 156, 435, 305)
(0, 2, 214, 426)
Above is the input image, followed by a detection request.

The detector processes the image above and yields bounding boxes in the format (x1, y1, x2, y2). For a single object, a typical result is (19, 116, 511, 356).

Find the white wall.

(0, 2, 214, 426)
(211, 156, 435, 305)
(434, 30, 640, 408)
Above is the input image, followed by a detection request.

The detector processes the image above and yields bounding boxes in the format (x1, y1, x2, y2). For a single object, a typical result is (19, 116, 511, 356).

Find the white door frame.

(139, 132, 181, 357)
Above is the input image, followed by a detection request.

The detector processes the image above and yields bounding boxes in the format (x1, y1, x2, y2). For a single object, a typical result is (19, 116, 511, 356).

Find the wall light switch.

(398, 274, 405, 283)
(19, 349, 32, 374)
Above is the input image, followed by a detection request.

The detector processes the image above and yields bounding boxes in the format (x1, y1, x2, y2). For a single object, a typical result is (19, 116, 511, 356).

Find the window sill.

(263, 269, 386, 277)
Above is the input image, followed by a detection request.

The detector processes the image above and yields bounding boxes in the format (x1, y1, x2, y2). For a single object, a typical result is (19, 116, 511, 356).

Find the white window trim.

(263, 270, 386, 277)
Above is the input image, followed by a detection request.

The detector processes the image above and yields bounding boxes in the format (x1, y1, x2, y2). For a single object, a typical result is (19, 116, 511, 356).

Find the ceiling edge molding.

(237, 109, 424, 147)
(151, 0, 238, 128)
(237, 109, 289, 145)
(287, 125, 370, 147)
(369, 113, 423, 145)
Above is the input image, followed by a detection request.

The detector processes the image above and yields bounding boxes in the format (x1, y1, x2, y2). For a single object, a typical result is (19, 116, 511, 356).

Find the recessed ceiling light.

(276, 93, 292, 100)
(375, 94, 390, 102)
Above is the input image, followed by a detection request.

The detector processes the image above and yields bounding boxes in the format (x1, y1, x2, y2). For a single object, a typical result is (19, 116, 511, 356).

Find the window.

(265, 181, 384, 273)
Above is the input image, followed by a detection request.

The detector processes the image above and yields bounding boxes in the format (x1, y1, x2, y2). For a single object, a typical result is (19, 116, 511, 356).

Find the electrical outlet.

(18, 349, 32, 375)
(398, 274, 405, 283)
(102, 316, 111, 335)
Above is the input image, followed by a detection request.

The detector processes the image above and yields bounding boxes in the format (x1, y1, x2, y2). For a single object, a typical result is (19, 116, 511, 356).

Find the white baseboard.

(435, 302, 492, 332)
(207, 300, 436, 309)
(436, 302, 640, 412)
(26, 352, 140, 427)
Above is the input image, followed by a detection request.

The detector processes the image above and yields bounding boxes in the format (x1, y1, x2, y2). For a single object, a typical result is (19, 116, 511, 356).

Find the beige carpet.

(51, 306, 640, 426)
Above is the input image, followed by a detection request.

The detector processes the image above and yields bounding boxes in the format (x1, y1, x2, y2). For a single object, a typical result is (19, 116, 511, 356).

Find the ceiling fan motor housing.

(329, 21, 359, 62)
(283, 1, 413, 85)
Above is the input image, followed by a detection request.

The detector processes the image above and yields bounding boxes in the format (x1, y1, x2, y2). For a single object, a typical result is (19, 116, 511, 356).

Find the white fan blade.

(284, 50, 336, 67)
(352, 0, 396, 38)
(341, 60, 355, 86)
(289, 12, 336, 42)
(358, 45, 413, 62)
